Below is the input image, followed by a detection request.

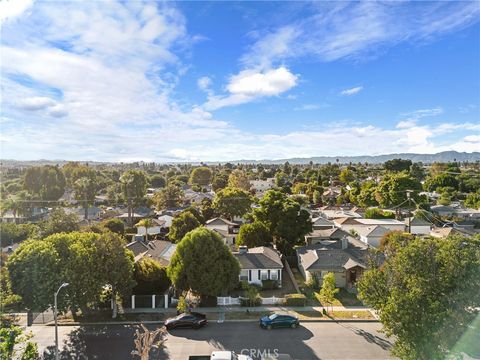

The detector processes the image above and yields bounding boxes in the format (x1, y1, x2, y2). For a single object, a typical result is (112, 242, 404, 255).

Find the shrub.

(261, 279, 279, 290)
(364, 208, 395, 219)
(285, 293, 307, 307)
(305, 273, 319, 290)
(240, 295, 262, 307)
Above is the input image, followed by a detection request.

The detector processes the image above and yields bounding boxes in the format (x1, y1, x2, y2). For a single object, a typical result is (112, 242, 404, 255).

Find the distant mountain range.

(1, 151, 479, 166)
(228, 151, 480, 165)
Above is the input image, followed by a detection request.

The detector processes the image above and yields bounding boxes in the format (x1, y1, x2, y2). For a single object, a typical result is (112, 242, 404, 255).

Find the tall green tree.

(23, 165, 66, 203)
(154, 184, 184, 210)
(120, 170, 148, 226)
(358, 235, 480, 360)
(228, 170, 251, 191)
(167, 227, 240, 298)
(213, 187, 252, 220)
(7, 232, 135, 317)
(73, 169, 97, 220)
(384, 159, 412, 173)
(169, 212, 201, 243)
(40, 208, 79, 237)
(375, 172, 422, 213)
(237, 221, 272, 248)
(133, 257, 171, 295)
(189, 167, 212, 187)
(250, 190, 312, 254)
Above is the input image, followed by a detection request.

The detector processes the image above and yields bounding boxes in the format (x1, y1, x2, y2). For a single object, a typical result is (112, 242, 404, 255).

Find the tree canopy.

(154, 184, 184, 210)
(167, 227, 240, 297)
(133, 257, 171, 295)
(228, 170, 251, 191)
(237, 221, 272, 248)
(189, 167, 212, 187)
(23, 165, 66, 202)
(250, 190, 312, 254)
(7, 231, 135, 314)
(213, 186, 252, 220)
(169, 212, 201, 243)
(358, 235, 480, 360)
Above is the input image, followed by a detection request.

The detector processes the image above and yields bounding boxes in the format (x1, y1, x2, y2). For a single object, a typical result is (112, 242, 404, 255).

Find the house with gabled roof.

(233, 246, 283, 287)
(205, 217, 240, 247)
(296, 237, 374, 289)
(357, 225, 390, 248)
(311, 216, 335, 230)
(304, 228, 350, 245)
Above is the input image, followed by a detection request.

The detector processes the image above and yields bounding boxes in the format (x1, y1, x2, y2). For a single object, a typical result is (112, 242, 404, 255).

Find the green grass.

(224, 311, 270, 320)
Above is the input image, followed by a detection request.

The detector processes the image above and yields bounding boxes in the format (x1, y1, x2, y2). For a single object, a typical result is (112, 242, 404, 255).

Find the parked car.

(165, 312, 207, 330)
(259, 313, 299, 330)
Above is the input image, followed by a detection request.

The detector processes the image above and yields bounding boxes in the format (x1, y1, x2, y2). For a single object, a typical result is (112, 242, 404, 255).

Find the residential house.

(296, 237, 372, 289)
(157, 214, 174, 229)
(405, 217, 432, 235)
(430, 205, 455, 217)
(184, 189, 215, 206)
(250, 178, 275, 197)
(234, 246, 283, 287)
(430, 226, 474, 239)
(205, 217, 240, 247)
(319, 208, 362, 220)
(311, 217, 335, 230)
(136, 218, 167, 237)
(357, 225, 389, 248)
(305, 228, 350, 245)
(126, 239, 177, 266)
(354, 218, 406, 232)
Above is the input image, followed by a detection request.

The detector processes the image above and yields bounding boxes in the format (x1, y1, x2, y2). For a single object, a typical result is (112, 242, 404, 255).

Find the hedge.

(284, 293, 307, 307)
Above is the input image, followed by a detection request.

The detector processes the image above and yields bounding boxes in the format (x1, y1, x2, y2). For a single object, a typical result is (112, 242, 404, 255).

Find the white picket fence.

(217, 296, 285, 306)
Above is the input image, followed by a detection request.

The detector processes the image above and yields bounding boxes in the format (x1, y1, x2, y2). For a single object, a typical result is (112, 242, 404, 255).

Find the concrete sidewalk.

(123, 305, 371, 313)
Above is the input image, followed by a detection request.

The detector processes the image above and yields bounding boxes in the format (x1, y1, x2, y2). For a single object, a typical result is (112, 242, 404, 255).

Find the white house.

(136, 218, 167, 237)
(354, 218, 406, 232)
(357, 225, 390, 248)
(234, 246, 283, 287)
(205, 217, 240, 247)
(405, 217, 432, 235)
(250, 178, 275, 197)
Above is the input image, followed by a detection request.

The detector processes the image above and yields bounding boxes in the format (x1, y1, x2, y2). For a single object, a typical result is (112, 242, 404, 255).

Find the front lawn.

(292, 268, 363, 307)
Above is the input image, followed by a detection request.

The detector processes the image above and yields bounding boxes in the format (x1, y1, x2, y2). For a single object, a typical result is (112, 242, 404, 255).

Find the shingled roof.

(234, 246, 283, 269)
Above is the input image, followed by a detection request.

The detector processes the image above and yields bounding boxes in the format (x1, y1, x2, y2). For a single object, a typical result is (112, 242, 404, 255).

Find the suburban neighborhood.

(1, 1, 480, 359)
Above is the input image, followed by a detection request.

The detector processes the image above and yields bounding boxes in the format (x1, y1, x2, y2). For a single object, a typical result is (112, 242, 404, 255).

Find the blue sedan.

(259, 313, 299, 330)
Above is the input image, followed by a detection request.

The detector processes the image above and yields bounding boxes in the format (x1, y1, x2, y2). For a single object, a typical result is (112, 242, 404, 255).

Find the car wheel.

(267, 324, 272, 330)
(291, 323, 297, 329)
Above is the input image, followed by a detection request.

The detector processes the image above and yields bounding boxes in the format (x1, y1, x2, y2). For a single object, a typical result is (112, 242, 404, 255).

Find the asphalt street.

(30, 321, 395, 360)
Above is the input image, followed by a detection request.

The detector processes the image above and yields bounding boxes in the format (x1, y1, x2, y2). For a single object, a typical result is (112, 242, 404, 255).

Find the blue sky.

(1, 1, 479, 162)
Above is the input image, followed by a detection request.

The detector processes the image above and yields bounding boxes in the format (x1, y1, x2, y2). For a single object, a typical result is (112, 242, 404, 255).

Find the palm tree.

(135, 218, 155, 242)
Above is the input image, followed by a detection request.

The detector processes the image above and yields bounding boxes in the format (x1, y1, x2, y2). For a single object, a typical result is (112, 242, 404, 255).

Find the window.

(270, 273, 278, 280)
(261, 271, 268, 280)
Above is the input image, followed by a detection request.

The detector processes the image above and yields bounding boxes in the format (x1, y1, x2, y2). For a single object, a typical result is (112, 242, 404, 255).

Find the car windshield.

(268, 313, 278, 320)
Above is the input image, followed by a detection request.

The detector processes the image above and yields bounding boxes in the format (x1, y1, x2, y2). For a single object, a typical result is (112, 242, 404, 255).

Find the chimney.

(238, 245, 248, 254)
(341, 236, 348, 250)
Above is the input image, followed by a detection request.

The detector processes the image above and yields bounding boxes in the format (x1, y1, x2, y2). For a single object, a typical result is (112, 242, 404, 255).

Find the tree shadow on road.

(336, 322, 393, 351)
(41, 325, 168, 360)
(167, 322, 317, 360)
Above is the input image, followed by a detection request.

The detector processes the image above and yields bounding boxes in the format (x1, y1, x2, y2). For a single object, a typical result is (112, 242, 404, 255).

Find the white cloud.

(0, 0, 33, 23)
(464, 135, 480, 143)
(242, 2, 480, 68)
(340, 86, 363, 96)
(197, 76, 212, 91)
(16, 96, 56, 111)
(204, 67, 297, 110)
(227, 67, 297, 97)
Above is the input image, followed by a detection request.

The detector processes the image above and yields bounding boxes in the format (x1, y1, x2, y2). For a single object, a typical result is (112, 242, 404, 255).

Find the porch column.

(152, 295, 156, 309)
(164, 294, 168, 309)
(131, 295, 135, 309)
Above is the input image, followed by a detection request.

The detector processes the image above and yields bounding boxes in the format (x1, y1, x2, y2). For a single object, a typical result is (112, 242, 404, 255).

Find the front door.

(349, 269, 357, 284)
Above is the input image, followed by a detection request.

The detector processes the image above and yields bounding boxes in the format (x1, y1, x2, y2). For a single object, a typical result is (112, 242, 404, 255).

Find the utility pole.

(54, 283, 69, 360)
(406, 190, 413, 233)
